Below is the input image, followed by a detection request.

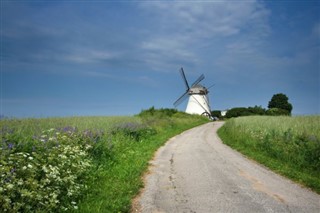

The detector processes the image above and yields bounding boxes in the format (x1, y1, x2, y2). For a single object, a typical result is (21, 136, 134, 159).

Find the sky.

(1, 0, 319, 118)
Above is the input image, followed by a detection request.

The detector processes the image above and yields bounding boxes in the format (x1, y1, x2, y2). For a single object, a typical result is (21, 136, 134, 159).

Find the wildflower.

(17, 179, 23, 186)
(10, 168, 16, 174)
(8, 143, 14, 149)
(27, 164, 33, 169)
(22, 166, 27, 170)
(6, 184, 14, 189)
(28, 156, 33, 160)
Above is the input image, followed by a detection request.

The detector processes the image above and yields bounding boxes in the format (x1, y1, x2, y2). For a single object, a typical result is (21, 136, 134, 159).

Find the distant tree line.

(211, 93, 293, 119)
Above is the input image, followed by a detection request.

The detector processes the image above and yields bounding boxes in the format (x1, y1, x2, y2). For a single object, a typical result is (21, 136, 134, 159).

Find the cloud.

(138, 0, 271, 71)
(64, 49, 120, 64)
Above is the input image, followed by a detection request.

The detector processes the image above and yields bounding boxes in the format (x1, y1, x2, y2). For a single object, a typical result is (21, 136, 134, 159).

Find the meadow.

(218, 115, 320, 193)
(0, 108, 208, 212)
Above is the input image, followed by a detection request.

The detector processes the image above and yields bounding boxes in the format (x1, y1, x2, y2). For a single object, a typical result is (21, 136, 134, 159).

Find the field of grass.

(0, 108, 208, 212)
(218, 115, 320, 193)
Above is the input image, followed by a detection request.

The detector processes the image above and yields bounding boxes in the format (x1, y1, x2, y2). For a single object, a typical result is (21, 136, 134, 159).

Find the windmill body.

(185, 85, 211, 116)
(174, 68, 212, 118)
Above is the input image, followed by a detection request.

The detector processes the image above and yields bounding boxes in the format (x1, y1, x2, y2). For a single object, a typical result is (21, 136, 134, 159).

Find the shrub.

(225, 107, 251, 118)
(211, 110, 222, 119)
(0, 128, 94, 212)
(266, 108, 290, 116)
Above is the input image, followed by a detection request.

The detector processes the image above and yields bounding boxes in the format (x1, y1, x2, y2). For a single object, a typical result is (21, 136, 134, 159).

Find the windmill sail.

(191, 74, 204, 87)
(174, 91, 189, 107)
(179, 67, 190, 90)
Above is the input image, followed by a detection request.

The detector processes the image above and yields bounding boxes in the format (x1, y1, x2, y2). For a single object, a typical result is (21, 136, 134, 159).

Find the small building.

(221, 110, 228, 117)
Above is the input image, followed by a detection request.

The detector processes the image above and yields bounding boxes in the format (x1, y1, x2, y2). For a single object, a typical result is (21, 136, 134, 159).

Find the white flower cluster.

(0, 129, 93, 212)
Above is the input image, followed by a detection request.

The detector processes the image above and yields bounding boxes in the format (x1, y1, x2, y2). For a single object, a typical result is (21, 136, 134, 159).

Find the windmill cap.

(189, 84, 208, 94)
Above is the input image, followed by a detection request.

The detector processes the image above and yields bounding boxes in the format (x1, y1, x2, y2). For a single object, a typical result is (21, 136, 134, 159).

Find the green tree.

(268, 93, 293, 114)
(211, 110, 222, 119)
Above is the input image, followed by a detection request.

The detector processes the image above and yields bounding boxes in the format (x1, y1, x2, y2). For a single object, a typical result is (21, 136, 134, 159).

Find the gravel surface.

(132, 122, 320, 213)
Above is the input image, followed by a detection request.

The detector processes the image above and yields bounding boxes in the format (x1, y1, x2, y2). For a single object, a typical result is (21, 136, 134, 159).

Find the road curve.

(132, 122, 320, 213)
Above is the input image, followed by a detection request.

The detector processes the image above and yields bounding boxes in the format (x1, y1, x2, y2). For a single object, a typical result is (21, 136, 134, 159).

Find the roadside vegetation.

(218, 116, 320, 193)
(0, 108, 208, 212)
(213, 93, 293, 119)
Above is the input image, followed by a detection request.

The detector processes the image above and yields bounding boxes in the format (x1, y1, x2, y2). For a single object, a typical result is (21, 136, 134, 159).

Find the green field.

(218, 115, 320, 193)
(0, 109, 208, 212)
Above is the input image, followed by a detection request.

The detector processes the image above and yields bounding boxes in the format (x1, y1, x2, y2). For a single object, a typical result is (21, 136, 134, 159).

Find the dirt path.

(132, 122, 320, 213)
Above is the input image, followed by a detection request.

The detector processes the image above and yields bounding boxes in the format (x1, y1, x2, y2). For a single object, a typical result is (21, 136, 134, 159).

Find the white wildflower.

(17, 179, 23, 186)
(27, 164, 33, 169)
(22, 166, 27, 170)
(28, 156, 33, 160)
(6, 184, 14, 189)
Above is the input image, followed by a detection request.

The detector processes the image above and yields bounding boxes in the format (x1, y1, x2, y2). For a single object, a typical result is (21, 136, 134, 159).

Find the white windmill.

(174, 67, 212, 118)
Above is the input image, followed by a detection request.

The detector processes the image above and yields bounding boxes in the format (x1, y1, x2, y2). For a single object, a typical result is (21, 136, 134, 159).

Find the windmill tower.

(174, 67, 212, 118)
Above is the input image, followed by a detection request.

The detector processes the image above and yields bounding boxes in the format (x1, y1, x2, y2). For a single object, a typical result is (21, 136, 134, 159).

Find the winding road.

(132, 122, 320, 213)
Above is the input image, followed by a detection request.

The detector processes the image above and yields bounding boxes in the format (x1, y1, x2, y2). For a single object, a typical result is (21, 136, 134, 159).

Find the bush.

(225, 106, 266, 118)
(266, 108, 290, 116)
(225, 107, 251, 118)
(211, 110, 222, 119)
(0, 128, 95, 212)
(247, 106, 266, 115)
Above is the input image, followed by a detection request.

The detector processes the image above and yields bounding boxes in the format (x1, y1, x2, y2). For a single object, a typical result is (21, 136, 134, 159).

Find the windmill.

(174, 67, 212, 118)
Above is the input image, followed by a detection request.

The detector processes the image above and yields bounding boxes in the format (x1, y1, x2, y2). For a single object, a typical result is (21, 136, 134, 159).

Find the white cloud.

(139, 0, 271, 70)
(65, 49, 120, 64)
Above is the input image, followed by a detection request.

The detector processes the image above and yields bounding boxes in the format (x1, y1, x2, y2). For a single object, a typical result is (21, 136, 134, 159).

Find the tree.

(268, 93, 293, 115)
(225, 107, 251, 118)
(211, 110, 222, 119)
(248, 105, 266, 115)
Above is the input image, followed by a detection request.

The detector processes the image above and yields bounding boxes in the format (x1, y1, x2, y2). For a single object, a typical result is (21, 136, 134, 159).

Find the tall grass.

(1, 110, 209, 212)
(218, 116, 320, 193)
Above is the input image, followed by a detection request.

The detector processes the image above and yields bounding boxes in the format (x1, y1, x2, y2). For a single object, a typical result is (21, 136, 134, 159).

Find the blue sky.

(1, 0, 319, 117)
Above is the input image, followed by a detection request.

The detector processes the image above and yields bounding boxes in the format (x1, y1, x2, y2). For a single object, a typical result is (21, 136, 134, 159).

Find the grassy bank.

(1, 109, 208, 212)
(218, 116, 320, 193)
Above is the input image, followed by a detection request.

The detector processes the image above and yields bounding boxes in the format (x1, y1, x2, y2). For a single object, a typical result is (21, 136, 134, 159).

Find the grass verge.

(217, 116, 320, 194)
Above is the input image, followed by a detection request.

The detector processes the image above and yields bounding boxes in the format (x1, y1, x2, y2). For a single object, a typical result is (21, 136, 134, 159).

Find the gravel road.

(132, 122, 320, 213)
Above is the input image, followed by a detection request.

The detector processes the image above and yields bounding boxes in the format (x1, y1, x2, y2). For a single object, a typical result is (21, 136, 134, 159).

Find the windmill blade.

(174, 91, 189, 107)
(191, 74, 205, 87)
(180, 67, 190, 90)
(207, 84, 215, 90)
